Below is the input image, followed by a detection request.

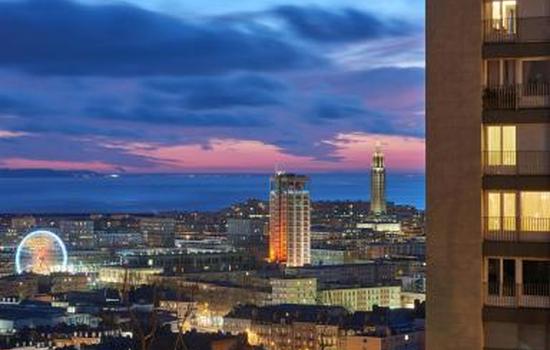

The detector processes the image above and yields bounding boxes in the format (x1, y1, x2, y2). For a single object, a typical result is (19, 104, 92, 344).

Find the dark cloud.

(274, 6, 415, 42)
(0, 1, 426, 172)
(86, 106, 269, 128)
(0, 0, 322, 76)
(0, 94, 46, 116)
(147, 75, 287, 110)
(313, 97, 365, 120)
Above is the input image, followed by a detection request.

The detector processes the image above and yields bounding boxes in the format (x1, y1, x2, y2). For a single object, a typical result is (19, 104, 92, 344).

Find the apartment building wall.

(268, 173, 311, 267)
(428, 0, 550, 349)
(426, 1, 483, 350)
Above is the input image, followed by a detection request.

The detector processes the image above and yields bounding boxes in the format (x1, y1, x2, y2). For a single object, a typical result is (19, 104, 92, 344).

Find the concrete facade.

(428, 0, 550, 349)
(426, 0, 483, 349)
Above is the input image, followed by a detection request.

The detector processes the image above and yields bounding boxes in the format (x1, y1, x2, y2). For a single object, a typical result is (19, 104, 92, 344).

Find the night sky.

(0, 0, 425, 173)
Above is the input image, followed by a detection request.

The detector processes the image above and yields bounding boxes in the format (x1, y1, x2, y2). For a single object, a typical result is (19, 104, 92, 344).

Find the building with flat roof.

(427, 0, 550, 349)
(0, 301, 99, 335)
(269, 277, 317, 305)
(319, 285, 402, 312)
(59, 220, 95, 250)
(224, 304, 425, 350)
(268, 172, 311, 267)
(97, 267, 163, 286)
(139, 217, 176, 248)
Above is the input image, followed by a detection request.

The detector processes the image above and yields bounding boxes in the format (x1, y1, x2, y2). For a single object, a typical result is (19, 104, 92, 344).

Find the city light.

(15, 229, 68, 275)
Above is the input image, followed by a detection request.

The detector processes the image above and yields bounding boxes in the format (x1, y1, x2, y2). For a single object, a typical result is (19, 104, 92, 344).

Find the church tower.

(370, 143, 386, 215)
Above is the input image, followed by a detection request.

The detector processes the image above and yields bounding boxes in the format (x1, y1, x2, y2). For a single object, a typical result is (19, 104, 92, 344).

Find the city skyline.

(0, 0, 425, 173)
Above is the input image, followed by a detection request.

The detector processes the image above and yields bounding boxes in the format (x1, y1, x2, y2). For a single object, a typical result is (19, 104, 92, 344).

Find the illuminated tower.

(268, 172, 310, 267)
(370, 144, 387, 215)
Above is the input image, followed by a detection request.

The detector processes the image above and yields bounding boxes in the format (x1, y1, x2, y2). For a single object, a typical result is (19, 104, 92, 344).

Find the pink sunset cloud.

(104, 133, 425, 173)
(324, 132, 425, 171)
(0, 158, 117, 172)
(0, 130, 29, 138)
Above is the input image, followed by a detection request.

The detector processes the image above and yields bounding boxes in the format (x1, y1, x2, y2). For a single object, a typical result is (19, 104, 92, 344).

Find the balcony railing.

(485, 282, 550, 308)
(484, 17, 550, 43)
(483, 151, 550, 175)
(484, 83, 550, 110)
(483, 216, 550, 243)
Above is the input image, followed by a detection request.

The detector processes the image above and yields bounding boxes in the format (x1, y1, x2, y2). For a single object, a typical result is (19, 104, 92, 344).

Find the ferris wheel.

(15, 230, 68, 275)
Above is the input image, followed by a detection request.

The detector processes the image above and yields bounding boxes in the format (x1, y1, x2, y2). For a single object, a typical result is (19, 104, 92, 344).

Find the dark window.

(502, 259, 516, 296)
(488, 258, 500, 295)
(523, 260, 550, 296)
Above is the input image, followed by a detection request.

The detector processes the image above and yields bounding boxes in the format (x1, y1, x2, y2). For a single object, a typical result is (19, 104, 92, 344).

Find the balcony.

(483, 151, 550, 175)
(483, 216, 550, 243)
(485, 282, 550, 308)
(484, 17, 550, 43)
(483, 83, 550, 110)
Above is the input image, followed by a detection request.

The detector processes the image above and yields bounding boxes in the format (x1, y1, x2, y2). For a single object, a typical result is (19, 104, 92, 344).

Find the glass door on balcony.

(522, 60, 550, 103)
(484, 0, 517, 39)
(523, 260, 550, 297)
(487, 192, 516, 234)
(520, 192, 550, 232)
(485, 126, 516, 167)
(488, 1, 517, 30)
(487, 258, 516, 297)
(488, 258, 500, 295)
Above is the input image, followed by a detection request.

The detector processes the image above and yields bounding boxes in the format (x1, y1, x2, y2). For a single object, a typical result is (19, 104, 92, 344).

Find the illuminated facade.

(268, 172, 311, 267)
(427, 0, 550, 349)
(97, 266, 163, 286)
(319, 286, 402, 312)
(370, 144, 386, 215)
(269, 277, 317, 305)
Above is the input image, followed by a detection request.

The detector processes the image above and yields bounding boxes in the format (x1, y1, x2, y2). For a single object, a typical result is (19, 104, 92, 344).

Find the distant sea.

(0, 173, 425, 213)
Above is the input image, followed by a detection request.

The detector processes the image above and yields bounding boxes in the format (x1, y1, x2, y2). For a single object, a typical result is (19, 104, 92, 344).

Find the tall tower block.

(268, 172, 310, 267)
(370, 144, 387, 215)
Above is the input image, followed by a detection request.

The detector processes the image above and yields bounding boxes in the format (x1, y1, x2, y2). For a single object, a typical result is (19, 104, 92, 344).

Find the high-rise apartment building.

(370, 144, 387, 215)
(427, 1, 550, 349)
(268, 172, 311, 267)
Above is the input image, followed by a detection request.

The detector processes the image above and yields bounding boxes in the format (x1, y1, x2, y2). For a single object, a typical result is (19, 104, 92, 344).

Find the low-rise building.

(50, 273, 91, 294)
(224, 304, 425, 350)
(0, 301, 99, 335)
(310, 248, 348, 266)
(97, 267, 163, 287)
(139, 217, 176, 248)
(119, 248, 256, 274)
(339, 329, 424, 350)
(319, 286, 402, 312)
(400, 292, 426, 310)
(356, 221, 401, 233)
(285, 262, 398, 288)
(269, 277, 317, 305)
(59, 220, 95, 250)
(95, 230, 144, 248)
(224, 304, 345, 350)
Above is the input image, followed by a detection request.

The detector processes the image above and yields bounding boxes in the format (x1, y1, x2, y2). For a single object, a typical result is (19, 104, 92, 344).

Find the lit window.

(520, 192, 550, 231)
(485, 126, 516, 166)
(487, 192, 516, 230)
(486, 0, 517, 32)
